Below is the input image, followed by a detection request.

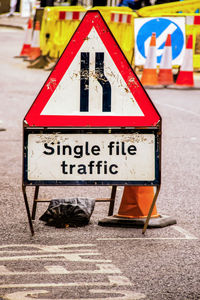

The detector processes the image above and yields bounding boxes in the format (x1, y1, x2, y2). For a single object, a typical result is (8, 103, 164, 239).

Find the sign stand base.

(98, 215, 177, 230)
(22, 185, 117, 236)
(98, 186, 177, 233)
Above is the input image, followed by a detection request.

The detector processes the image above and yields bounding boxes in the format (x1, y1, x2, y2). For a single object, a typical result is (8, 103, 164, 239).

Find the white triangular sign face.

(41, 27, 144, 117)
(24, 11, 160, 127)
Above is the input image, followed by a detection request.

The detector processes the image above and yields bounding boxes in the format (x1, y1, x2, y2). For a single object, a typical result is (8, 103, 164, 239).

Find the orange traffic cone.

(28, 20, 41, 61)
(158, 34, 174, 86)
(141, 32, 158, 86)
(116, 186, 159, 219)
(175, 35, 194, 87)
(17, 18, 33, 58)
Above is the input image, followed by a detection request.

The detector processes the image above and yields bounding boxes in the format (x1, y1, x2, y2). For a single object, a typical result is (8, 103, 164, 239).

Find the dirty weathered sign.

(23, 11, 161, 186)
(22, 11, 161, 236)
(24, 129, 159, 185)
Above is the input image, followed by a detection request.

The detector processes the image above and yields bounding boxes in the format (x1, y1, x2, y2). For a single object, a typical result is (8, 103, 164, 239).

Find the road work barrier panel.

(37, 4, 200, 69)
(109, 9, 137, 63)
(186, 15, 200, 70)
(149, 13, 200, 70)
(40, 6, 86, 58)
(146, 13, 200, 70)
(40, 6, 136, 64)
(40, 7, 58, 58)
(137, 3, 200, 70)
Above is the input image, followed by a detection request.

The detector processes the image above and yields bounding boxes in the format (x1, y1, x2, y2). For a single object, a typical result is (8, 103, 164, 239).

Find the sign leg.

(142, 185, 160, 234)
(32, 186, 40, 220)
(22, 185, 34, 236)
(108, 186, 117, 216)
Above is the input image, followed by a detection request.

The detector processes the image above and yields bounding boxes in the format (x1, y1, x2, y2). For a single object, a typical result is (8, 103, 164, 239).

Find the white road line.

(0, 244, 96, 251)
(0, 253, 111, 262)
(0, 276, 132, 289)
(97, 237, 198, 241)
(0, 266, 10, 274)
(172, 226, 198, 239)
(97, 226, 198, 241)
(3, 289, 146, 300)
(153, 101, 200, 117)
(0, 264, 121, 275)
(0, 244, 147, 300)
(0, 250, 98, 255)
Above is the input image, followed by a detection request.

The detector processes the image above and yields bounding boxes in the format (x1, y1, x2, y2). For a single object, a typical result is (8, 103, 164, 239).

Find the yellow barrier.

(137, 0, 200, 17)
(40, 7, 57, 57)
(91, 6, 117, 23)
(39, 5, 200, 70)
(40, 6, 136, 64)
(109, 10, 137, 63)
(185, 15, 200, 69)
(40, 6, 86, 58)
(158, 14, 200, 70)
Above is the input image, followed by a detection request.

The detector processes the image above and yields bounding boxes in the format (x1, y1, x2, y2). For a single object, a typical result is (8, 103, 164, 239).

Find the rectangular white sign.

(26, 133, 155, 182)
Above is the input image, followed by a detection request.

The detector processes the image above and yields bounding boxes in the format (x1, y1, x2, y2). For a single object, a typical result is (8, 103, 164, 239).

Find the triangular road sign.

(24, 10, 160, 127)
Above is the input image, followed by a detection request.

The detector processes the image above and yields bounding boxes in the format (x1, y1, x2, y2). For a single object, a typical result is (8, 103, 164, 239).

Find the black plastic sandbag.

(39, 198, 95, 228)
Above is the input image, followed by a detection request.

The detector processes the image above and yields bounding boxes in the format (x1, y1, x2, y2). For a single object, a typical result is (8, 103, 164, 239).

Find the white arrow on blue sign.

(134, 17, 185, 66)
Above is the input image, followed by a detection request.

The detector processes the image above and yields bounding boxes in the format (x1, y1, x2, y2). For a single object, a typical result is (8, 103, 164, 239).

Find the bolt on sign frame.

(22, 10, 161, 235)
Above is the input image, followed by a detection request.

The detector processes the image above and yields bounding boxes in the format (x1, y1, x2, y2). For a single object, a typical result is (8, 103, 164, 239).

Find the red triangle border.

(24, 10, 160, 127)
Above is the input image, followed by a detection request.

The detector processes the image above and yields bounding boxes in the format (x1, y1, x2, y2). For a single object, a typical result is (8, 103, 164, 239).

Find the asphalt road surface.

(0, 27, 200, 300)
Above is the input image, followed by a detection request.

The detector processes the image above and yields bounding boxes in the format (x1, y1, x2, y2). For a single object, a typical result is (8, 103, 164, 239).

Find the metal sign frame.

(22, 124, 161, 236)
(21, 10, 162, 236)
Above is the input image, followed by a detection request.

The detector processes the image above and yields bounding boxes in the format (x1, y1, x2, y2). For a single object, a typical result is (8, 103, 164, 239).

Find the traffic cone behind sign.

(17, 18, 33, 58)
(141, 32, 158, 86)
(116, 186, 159, 219)
(175, 35, 194, 87)
(158, 34, 174, 86)
(28, 20, 41, 61)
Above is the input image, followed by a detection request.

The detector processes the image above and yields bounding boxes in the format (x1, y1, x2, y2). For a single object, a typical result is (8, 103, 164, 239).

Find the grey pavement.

(0, 21, 200, 300)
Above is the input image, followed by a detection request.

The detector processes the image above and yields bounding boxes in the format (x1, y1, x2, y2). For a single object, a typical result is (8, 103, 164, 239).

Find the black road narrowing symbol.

(80, 52, 111, 112)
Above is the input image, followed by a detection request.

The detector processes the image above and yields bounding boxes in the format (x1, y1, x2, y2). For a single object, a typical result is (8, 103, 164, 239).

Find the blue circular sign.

(136, 18, 184, 64)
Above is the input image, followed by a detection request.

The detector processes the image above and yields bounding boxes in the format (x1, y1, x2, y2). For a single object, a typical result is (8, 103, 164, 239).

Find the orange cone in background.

(141, 32, 158, 86)
(28, 20, 41, 61)
(158, 34, 174, 86)
(175, 35, 194, 87)
(116, 186, 159, 219)
(18, 18, 33, 58)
